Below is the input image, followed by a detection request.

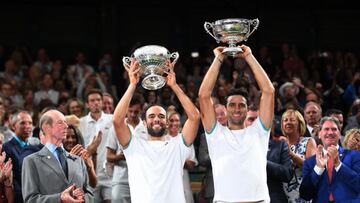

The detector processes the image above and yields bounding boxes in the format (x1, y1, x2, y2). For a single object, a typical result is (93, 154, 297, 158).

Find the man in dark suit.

(198, 104, 227, 203)
(22, 109, 92, 203)
(2, 110, 42, 202)
(267, 138, 293, 202)
(300, 116, 360, 202)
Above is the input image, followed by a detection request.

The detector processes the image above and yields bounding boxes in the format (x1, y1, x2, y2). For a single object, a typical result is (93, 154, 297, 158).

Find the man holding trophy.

(198, 43, 275, 202)
(113, 53, 200, 203)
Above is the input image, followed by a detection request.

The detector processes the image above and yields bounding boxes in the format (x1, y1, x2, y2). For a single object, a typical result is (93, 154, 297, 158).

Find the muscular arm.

(241, 45, 275, 129)
(113, 60, 140, 147)
(166, 64, 200, 146)
(198, 47, 225, 132)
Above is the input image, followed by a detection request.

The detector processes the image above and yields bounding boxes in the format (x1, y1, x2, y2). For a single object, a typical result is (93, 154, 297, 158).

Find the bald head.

(39, 110, 68, 143)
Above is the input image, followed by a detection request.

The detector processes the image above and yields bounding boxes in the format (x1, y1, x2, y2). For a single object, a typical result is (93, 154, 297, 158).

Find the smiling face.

(168, 113, 181, 136)
(226, 95, 247, 127)
(281, 112, 300, 136)
(319, 120, 340, 148)
(13, 112, 33, 141)
(145, 106, 167, 137)
(63, 127, 77, 152)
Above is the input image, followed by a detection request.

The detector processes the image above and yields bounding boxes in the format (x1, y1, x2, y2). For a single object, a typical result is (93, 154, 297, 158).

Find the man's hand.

(60, 184, 84, 203)
(184, 160, 195, 170)
(123, 59, 140, 85)
(315, 145, 327, 168)
(234, 45, 252, 59)
(86, 131, 102, 156)
(72, 187, 85, 201)
(213, 46, 226, 62)
(327, 145, 341, 167)
(164, 62, 177, 88)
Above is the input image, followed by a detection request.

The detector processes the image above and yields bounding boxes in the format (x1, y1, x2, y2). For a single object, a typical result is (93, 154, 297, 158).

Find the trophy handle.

(204, 22, 220, 43)
(122, 56, 132, 66)
(244, 18, 259, 41)
(170, 52, 179, 65)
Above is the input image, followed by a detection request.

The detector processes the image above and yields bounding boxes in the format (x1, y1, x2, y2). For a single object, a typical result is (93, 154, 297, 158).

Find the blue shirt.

(13, 135, 28, 148)
(45, 143, 64, 166)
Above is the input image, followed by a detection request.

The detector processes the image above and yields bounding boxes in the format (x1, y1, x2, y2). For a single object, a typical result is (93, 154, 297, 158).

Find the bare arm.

(106, 148, 125, 163)
(198, 46, 226, 132)
(113, 60, 140, 147)
(165, 63, 200, 146)
(237, 45, 275, 129)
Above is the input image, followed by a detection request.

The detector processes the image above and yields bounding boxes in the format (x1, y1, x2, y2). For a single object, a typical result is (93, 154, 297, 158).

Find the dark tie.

(56, 147, 68, 178)
(327, 155, 334, 201)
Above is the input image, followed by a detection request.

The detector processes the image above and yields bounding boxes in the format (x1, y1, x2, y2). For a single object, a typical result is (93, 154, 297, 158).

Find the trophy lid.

(215, 18, 249, 25)
(133, 45, 170, 58)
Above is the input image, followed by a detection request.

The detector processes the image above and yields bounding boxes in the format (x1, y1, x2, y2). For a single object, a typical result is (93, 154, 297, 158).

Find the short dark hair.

(248, 103, 259, 112)
(130, 93, 144, 107)
(67, 124, 85, 148)
(144, 104, 166, 117)
(86, 88, 103, 102)
(226, 88, 249, 104)
(319, 116, 340, 131)
(325, 109, 343, 116)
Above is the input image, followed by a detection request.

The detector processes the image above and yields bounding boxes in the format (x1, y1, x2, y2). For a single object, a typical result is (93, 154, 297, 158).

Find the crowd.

(0, 42, 359, 203)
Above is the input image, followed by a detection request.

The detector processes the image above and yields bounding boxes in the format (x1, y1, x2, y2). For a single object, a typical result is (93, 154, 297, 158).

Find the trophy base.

(222, 47, 243, 57)
(142, 74, 166, 90)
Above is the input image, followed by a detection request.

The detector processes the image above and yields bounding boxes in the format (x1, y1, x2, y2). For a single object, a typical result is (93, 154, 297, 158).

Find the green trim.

(122, 126, 133, 150)
(181, 134, 192, 147)
(259, 117, 270, 132)
(205, 122, 217, 135)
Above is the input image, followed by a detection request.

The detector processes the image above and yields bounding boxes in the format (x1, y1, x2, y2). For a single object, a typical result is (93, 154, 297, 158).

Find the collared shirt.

(79, 111, 113, 177)
(314, 145, 342, 175)
(45, 143, 64, 167)
(14, 135, 28, 148)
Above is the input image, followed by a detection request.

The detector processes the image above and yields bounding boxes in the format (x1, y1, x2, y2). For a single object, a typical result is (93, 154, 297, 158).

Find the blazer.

(300, 147, 360, 203)
(2, 137, 42, 194)
(22, 146, 93, 203)
(266, 139, 293, 203)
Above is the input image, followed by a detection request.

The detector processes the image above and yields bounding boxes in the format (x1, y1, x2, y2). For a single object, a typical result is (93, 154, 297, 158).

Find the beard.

(147, 125, 166, 137)
(229, 115, 246, 126)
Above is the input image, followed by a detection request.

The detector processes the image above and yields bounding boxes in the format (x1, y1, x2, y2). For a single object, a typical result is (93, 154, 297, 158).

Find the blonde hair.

(281, 109, 306, 136)
(343, 128, 360, 149)
(65, 114, 80, 128)
(167, 110, 181, 121)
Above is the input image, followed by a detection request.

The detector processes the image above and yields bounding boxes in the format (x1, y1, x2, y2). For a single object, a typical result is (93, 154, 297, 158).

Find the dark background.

(1, 0, 359, 67)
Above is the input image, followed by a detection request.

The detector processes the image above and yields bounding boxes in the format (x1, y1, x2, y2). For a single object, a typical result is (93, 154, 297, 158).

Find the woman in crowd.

(343, 128, 360, 151)
(167, 111, 197, 203)
(62, 124, 97, 188)
(281, 109, 317, 202)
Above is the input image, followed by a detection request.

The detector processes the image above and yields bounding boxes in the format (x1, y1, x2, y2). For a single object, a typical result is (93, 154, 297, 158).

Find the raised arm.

(113, 60, 140, 147)
(165, 63, 200, 146)
(198, 47, 226, 132)
(237, 45, 275, 129)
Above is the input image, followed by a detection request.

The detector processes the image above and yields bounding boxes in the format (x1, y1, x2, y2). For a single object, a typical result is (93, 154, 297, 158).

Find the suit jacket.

(2, 138, 42, 194)
(198, 133, 214, 200)
(300, 147, 360, 203)
(267, 139, 293, 203)
(22, 146, 93, 203)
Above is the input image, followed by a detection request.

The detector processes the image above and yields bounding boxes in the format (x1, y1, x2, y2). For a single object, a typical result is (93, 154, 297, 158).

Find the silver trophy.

(204, 18, 259, 56)
(123, 45, 179, 90)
